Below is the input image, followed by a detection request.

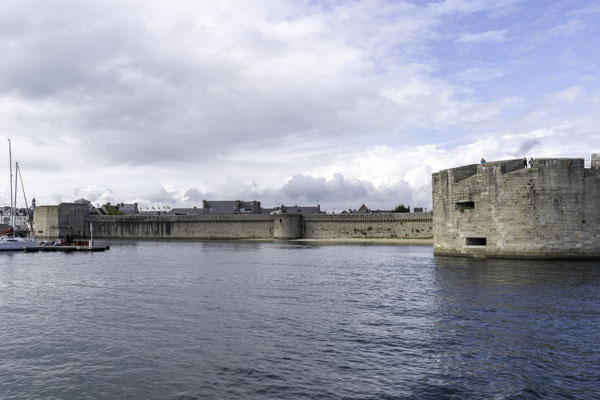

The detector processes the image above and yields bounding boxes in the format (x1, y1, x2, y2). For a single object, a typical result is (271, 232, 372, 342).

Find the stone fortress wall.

(433, 156, 600, 259)
(302, 213, 432, 239)
(33, 206, 433, 240)
(86, 214, 276, 239)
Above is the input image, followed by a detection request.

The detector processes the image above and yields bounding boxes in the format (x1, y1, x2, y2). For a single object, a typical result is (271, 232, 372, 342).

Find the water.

(1, 241, 599, 399)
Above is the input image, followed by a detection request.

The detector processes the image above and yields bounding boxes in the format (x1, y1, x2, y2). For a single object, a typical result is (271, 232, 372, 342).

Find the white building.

(0, 206, 31, 230)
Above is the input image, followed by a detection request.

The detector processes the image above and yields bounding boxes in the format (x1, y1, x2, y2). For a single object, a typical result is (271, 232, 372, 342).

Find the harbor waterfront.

(1, 241, 599, 399)
(29, 155, 600, 260)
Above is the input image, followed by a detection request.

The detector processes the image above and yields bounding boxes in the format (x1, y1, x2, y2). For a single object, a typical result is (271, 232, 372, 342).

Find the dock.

(24, 245, 110, 253)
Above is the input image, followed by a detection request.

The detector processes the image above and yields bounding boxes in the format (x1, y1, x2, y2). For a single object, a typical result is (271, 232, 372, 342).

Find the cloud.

(0, 0, 480, 169)
(281, 173, 372, 204)
(569, 4, 600, 16)
(177, 173, 421, 212)
(72, 186, 116, 205)
(546, 20, 586, 37)
(0, 1, 598, 212)
(144, 186, 179, 203)
(515, 139, 540, 156)
(456, 30, 507, 44)
(550, 86, 582, 102)
(453, 66, 505, 85)
(183, 188, 204, 203)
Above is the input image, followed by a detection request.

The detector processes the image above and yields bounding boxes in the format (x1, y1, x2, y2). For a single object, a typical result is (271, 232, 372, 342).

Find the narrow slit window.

(455, 201, 475, 210)
(466, 237, 486, 246)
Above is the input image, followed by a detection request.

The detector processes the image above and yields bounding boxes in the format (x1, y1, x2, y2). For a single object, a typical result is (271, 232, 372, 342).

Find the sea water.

(1, 241, 599, 399)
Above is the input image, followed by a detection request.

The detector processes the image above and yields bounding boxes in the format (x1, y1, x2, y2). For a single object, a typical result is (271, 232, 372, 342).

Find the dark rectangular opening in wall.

(455, 201, 475, 210)
(466, 237, 486, 246)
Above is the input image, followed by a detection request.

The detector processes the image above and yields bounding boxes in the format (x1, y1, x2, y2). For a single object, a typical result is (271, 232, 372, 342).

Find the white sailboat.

(0, 139, 36, 251)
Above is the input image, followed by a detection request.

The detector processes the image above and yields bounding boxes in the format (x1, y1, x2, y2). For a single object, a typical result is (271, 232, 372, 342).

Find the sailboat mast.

(16, 162, 34, 238)
(8, 138, 14, 235)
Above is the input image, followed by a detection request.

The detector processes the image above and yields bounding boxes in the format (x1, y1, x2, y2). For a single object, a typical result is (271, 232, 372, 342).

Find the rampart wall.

(86, 214, 275, 239)
(85, 213, 432, 240)
(34, 208, 433, 240)
(302, 213, 432, 238)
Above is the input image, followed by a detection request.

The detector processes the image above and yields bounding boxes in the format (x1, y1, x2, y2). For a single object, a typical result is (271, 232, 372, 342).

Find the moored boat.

(0, 235, 37, 251)
(0, 139, 37, 251)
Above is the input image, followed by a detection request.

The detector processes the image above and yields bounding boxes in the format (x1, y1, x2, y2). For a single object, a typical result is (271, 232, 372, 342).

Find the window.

(466, 237, 486, 246)
(455, 201, 475, 210)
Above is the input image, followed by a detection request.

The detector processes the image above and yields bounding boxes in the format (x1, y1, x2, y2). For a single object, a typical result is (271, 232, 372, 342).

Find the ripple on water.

(0, 242, 599, 399)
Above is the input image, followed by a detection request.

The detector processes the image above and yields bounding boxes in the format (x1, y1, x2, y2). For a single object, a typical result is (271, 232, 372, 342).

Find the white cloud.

(144, 186, 180, 204)
(453, 66, 505, 84)
(456, 29, 507, 44)
(549, 86, 582, 102)
(546, 19, 586, 37)
(429, 0, 524, 17)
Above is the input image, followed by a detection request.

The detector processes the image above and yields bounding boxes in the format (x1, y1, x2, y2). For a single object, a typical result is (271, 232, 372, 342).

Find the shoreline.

(288, 238, 433, 245)
(76, 237, 434, 246)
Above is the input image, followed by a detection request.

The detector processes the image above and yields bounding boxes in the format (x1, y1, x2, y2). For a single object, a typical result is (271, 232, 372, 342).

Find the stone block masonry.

(33, 203, 88, 238)
(302, 213, 432, 239)
(86, 214, 276, 239)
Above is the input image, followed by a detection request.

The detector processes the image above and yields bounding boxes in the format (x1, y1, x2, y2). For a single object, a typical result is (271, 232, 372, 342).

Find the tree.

(392, 204, 410, 213)
(105, 206, 125, 215)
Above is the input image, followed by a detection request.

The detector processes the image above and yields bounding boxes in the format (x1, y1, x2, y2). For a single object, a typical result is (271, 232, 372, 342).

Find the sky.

(1, 0, 599, 212)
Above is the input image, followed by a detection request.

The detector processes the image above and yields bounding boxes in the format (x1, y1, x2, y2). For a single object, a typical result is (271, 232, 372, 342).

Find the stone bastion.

(433, 155, 600, 259)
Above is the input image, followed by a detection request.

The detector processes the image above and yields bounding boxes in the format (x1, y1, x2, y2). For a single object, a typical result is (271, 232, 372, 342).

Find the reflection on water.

(430, 257, 600, 399)
(0, 242, 598, 399)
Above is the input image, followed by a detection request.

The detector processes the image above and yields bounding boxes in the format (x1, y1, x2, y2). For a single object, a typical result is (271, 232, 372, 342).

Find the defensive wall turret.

(273, 214, 303, 239)
(433, 156, 600, 259)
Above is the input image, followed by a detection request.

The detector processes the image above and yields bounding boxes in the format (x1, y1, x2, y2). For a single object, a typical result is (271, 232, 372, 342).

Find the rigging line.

(14, 161, 18, 212)
(16, 162, 30, 210)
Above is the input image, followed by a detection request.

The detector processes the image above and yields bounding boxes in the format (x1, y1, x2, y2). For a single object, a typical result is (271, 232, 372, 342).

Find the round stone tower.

(273, 214, 302, 239)
(432, 157, 600, 259)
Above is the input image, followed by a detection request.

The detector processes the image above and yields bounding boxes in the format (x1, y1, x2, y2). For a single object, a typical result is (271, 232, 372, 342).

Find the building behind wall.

(432, 155, 600, 259)
(168, 200, 261, 215)
(0, 206, 30, 230)
(262, 204, 322, 214)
